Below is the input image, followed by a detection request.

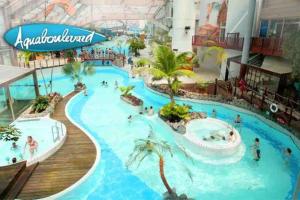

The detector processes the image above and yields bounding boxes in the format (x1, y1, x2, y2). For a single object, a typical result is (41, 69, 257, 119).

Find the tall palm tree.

(126, 136, 193, 196)
(62, 61, 95, 88)
(137, 45, 196, 103)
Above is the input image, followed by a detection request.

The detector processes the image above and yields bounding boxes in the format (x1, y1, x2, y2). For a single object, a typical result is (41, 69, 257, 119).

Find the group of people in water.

(211, 108, 293, 163)
(10, 136, 38, 164)
(251, 137, 292, 164)
(128, 106, 155, 123)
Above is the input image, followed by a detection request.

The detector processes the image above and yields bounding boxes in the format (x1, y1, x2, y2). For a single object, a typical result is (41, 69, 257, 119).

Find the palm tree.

(62, 61, 95, 89)
(202, 46, 227, 66)
(126, 136, 193, 196)
(140, 45, 196, 103)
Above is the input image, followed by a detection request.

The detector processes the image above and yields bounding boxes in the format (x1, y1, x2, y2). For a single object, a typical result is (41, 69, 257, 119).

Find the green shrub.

(0, 125, 21, 142)
(32, 96, 50, 113)
(159, 103, 191, 122)
(119, 85, 135, 97)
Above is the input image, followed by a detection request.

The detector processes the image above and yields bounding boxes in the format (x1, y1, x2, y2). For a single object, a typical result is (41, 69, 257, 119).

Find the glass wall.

(9, 74, 37, 118)
(0, 87, 13, 125)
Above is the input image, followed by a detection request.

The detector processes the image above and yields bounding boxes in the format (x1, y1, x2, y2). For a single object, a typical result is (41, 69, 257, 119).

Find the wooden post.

(261, 88, 266, 110)
(214, 79, 218, 95)
(250, 90, 254, 104)
(234, 77, 237, 96)
(288, 107, 293, 126)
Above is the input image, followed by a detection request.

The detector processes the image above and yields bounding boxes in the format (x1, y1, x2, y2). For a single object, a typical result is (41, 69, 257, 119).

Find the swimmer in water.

(24, 136, 38, 158)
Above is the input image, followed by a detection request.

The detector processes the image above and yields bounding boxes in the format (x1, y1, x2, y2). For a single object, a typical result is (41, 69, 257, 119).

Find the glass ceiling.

(3, 0, 166, 28)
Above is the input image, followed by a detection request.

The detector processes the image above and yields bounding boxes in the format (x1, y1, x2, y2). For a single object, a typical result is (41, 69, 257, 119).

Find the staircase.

(0, 162, 39, 200)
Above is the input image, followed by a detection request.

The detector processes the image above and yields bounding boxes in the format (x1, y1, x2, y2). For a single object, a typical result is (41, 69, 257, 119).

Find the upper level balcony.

(192, 35, 283, 57)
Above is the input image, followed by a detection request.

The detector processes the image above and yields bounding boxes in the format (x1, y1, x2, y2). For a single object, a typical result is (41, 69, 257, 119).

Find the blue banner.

(4, 23, 106, 52)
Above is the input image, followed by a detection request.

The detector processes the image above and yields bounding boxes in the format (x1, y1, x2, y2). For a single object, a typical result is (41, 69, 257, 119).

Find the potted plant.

(31, 95, 50, 113)
(128, 37, 146, 57)
(62, 61, 95, 91)
(119, 85, 143, 106)
(0, 125, 21, 142)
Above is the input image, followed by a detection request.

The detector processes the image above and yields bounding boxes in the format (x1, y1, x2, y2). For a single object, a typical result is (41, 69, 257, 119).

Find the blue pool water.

(39, 67, 299, 200)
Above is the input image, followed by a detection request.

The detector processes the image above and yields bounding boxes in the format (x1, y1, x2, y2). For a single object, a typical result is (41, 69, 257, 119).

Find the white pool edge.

(41, 91, 101, 200)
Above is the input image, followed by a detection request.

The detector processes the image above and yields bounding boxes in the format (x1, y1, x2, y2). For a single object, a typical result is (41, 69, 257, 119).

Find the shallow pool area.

(38, 66, 300, 200)
(0, 117, 66, 167)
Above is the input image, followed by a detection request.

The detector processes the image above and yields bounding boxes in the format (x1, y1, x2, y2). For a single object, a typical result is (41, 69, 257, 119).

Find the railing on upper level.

(192, 35, 283, 56)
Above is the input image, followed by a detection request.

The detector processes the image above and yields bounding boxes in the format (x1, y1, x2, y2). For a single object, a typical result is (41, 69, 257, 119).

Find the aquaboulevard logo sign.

(4, 23, 106, 52)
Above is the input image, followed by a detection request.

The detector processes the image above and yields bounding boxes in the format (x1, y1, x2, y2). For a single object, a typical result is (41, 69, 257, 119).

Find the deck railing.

(192, 35, 283, 56)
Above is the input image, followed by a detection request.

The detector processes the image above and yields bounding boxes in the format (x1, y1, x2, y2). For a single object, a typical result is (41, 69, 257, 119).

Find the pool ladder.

(51, 122, 64, 143)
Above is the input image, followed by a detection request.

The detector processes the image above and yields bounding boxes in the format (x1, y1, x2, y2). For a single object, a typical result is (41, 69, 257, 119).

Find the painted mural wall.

(197, 0, 228, 38)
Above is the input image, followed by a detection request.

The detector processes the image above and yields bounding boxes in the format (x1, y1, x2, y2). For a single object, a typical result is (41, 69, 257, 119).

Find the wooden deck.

(17, 92, 97, 199)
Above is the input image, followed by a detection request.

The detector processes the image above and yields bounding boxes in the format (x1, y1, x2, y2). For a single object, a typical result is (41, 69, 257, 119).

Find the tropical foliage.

(18, 51, 34, 66)
(202, 46, 227, 66)
(126, 136, 193, 197)
(128, 37, 146, 56)
(136, 58, 150, 68)
(62, 61, 95, 86)
(64, 49, 76, 63)
(0, 125, 21, 142)
(283, 30, 300, 80)
(136, 45, 196, 103)
(119, 85, 135, 97)
(160, 103, 191, 122)
(31, 95, 50, 113)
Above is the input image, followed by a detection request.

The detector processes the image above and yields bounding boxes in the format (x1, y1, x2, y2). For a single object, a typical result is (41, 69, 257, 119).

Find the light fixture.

(185, 26, 191, 34)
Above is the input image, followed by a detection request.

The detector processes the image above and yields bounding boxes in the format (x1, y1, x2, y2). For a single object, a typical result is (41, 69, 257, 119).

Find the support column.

(172, 0, 195, 52)
(240, 0, 256, 79)
(5, 86, 15, 121)
(32, 70, 40, 97)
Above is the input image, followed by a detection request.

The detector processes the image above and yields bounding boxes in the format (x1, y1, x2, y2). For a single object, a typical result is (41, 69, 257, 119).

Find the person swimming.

(283, 147, 292, 164)
(235, 114, 241, 123)
(128, 115, 132, 123)
(212, 109, 217, 118)
(252, 138, 260, 161)
(12, 157, 17, 164)
(11, 142, 19, 150)
(115, 80, 118, 89)
(101, 80, 105, 86)
(24, 136, 38, 158)
(148, 106, 154, 116)
(144, 107, 148, 114)
(254, 149, 261, 161)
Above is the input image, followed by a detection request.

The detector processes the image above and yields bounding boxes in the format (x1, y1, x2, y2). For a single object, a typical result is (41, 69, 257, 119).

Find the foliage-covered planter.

(158, 103, 206, 134)
(21, 93, 63, 118)
(74, 82, 86, 92)
(121, 95, 143, 106)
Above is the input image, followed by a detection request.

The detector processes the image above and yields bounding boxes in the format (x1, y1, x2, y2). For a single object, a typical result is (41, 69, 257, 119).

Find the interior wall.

(197, 47, 242, 80)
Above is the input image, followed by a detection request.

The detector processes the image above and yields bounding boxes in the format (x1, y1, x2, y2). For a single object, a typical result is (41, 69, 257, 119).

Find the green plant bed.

(159, 103, 206, 134)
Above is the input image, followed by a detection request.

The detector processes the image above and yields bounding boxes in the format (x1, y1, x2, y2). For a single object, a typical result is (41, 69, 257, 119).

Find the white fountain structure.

(173, 118, 245, 165)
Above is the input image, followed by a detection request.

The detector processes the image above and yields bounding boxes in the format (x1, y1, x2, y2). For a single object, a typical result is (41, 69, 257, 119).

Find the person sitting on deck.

(24, 136, 38, 158)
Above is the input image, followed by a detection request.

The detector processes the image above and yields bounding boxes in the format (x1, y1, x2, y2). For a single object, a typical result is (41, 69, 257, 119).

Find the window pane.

(0, 87, 13, 125)
(9, 74, 36, 117)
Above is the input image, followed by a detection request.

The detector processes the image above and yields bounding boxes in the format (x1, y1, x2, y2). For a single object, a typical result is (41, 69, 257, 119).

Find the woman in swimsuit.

(24, 136, 38, 158)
